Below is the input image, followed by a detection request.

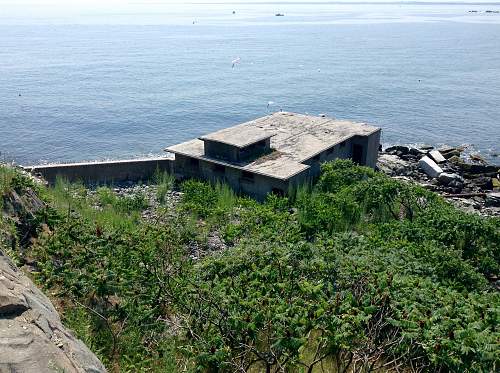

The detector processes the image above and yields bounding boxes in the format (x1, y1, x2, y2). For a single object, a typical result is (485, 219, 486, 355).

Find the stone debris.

(378, 144, 500, 217)
(418, 156, 443, 178)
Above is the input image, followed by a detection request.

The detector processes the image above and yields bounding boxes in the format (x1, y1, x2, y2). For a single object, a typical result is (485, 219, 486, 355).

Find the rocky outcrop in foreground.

(0, 181, 106, 373)
(0, 250, 106, 373)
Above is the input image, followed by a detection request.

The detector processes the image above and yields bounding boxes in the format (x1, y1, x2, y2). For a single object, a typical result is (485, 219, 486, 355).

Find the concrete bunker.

(166, 112, 381, 200)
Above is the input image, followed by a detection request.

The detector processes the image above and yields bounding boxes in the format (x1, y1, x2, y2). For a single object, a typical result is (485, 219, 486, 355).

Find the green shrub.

(9, 160, 497, 372)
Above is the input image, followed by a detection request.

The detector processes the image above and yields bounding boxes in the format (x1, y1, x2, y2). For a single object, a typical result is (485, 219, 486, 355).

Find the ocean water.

(1, 2, 500, 165)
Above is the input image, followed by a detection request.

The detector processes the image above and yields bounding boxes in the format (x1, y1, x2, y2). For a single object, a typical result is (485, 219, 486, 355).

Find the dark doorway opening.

(271, 188, 285, 197)
(352, 144, 363, 164)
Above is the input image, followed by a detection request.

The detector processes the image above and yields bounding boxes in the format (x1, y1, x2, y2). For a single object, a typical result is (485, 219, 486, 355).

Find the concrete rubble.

(418, 156, 443, 178)
(429, 150, 446, 164)
(379, 144, 500, 217)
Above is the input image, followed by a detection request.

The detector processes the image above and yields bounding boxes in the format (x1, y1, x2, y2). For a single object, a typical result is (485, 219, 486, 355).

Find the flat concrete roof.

(199, 125, 276, 148)
(166, 112, 380, 180)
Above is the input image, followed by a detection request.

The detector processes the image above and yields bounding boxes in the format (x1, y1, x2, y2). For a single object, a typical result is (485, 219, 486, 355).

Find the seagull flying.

(232, 57, 241, 68)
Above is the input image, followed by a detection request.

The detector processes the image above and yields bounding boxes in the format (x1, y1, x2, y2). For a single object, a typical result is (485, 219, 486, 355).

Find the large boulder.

(438, 146, 462, 159)
(0, 250, 106, 373)
(384, 145, 410, 155)
(376, 154, 411, 176)
(438, 172, 463, 186)
(418, 156, 443, 178)
(485, 192, 500, 207)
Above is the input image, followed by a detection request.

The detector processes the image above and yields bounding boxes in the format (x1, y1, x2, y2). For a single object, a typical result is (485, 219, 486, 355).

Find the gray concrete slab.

(166, 112, 380, 180)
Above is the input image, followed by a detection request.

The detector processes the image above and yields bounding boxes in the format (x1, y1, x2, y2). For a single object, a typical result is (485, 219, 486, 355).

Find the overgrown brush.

(1, 160, 497, 372)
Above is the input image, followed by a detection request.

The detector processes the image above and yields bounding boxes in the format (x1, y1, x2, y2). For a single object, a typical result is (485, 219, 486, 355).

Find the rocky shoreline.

(377, 144, 500, 217)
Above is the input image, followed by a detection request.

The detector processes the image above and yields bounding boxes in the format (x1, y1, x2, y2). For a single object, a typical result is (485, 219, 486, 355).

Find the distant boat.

(275, 13, 285, 17)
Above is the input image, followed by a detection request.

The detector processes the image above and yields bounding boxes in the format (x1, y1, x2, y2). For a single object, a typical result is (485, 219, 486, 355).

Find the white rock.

(429, 150, 446, 164)
(418, 156, 443, 178)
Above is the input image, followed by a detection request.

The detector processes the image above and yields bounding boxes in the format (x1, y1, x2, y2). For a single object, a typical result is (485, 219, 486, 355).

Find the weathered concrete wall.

(24, 158, 173, 185)
(364, 129, 382, 168)
(205, 141, 239, 161)
(173, 154, 290, 201)
(301, 139, 353, 180)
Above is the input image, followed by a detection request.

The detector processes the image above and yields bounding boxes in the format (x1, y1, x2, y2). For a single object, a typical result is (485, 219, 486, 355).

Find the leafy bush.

(2, 160, 497, 372)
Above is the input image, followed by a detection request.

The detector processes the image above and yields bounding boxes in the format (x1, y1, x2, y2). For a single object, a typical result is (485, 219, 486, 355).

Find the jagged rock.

(470, 164, 498, 174)
(376, 154, 411, 176)
(418, 156, 443, 178)
(408, 147, 424, 156)
(448, 157, 499, 175)
(438, 172, 463, 186)
(438, 146, 462, 159)
(470, 154, 487, 163)
(429, 150, 446, 164)
(448, 179, 464, 193)
(0, 250, 106, 373)
(384, 145, 410, 155)
(438, 145, 456, 154)
(419, 145, 434, 151)
(485, 193, 500, 207)
(471, 176, 493, 190)
(442, 150, 461, 159)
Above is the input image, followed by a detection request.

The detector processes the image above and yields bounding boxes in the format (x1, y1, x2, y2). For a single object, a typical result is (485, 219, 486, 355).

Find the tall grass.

(47, 177, 146, 231)
(214, 181, 236, 212)
(153, 168, 175, 204)
(0, 165, 16, 196)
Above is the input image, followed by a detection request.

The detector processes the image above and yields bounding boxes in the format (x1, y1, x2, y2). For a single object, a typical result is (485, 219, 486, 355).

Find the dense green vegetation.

(1, 161, 499, 372)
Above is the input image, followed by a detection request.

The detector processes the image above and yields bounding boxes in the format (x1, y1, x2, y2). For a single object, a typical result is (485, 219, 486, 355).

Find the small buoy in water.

(18, 93, 21, 96)
(233, 10, 236, 14)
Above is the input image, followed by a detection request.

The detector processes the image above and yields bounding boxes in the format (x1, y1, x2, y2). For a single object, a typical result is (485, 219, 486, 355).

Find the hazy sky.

(1, 0, 498, 22)
(2, 0, 498, 8)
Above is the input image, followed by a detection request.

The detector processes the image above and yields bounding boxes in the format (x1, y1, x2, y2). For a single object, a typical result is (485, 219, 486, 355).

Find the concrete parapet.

(23, 157, 173, 185)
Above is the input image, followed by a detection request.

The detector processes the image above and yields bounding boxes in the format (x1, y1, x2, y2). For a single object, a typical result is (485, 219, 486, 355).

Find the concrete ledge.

(23, 157, 173, 185)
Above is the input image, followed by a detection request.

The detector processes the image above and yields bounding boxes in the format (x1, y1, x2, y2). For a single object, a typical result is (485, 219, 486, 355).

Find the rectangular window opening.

(241, 171, 255, 182)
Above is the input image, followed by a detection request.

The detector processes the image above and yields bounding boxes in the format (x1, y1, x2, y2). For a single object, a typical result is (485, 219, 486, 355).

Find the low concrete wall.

(23, 157, 173, 185)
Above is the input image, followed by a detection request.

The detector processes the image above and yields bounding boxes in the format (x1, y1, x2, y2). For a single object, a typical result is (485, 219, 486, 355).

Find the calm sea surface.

(1, 2, 500, 164)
